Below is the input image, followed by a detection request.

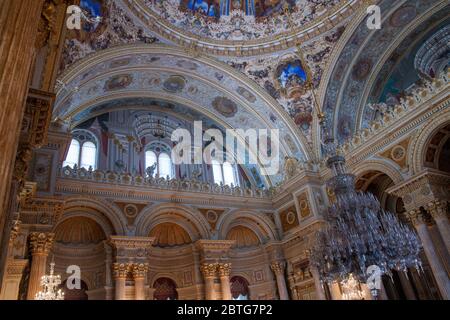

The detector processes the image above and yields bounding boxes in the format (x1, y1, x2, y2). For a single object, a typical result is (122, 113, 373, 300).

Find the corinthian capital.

(29, 232, 54, 255)
(112, 263, 131, 279)
(270, 261, 286, 275)
(427, 200, 448, 220)
(131, 263, 149, 279)
(200, 263, 218, 278)
(407, 209, 426, 227)
(218, 263, 232, 277)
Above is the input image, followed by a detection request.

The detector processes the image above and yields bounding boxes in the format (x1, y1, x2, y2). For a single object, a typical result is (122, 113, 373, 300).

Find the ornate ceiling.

(56, 44, 313, 184)
(123, 0, 357, 53)
(226, 225, 260, 248)
(149, 222, 192, 247)
(56, 0, 449, 176)
(55, 217, 106, 245)
(320, 0, 449, 143)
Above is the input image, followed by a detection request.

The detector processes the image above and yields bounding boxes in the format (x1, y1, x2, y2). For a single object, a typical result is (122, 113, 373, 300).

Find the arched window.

(145, 150, 157, 170)
(63, 139, 80, 168)
(80, 141, 97, 169)
(145, 148, 173, 179)
(63, 131, 98, 170)
(158, 152, 172, 179)
(231, 276, 250, 300)
(212, 160, 238, 186)
(153, 278, 178, 300)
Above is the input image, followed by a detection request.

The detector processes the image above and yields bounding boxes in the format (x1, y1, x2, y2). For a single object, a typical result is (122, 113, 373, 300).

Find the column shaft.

(271, 262, 289, 300)
(398, 272, 417, 300)
(201, 263, 218, 300)
(27, 254, 47, 300)
(134, 278, 145, 300)
(115, 277, 126, 300)
(113, 263, 129, 300)
(132, 263, 149, 300)
(26, 232, 54, 300)
(310, 266, 326, 300)
(329, 283, 342, 300)
(415, 221, 450, 299)
(0, 0, 45, 286)
(218, 263, 232, 300)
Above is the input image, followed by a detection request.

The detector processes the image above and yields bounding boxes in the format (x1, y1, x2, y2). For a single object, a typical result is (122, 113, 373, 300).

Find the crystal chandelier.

(134, 113, 171, 139)
(309, 120, 422, 298)
(35, 261, 64, 300)
(340, 274, 365, 300)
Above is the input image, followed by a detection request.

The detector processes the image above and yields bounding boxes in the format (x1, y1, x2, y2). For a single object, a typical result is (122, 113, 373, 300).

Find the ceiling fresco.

(138, 0, 342, 41)
(56, 0, 450, 172)
(368, 19, 450, 106)
(55, 45, 315, 183)
(321, 0, 449, 143)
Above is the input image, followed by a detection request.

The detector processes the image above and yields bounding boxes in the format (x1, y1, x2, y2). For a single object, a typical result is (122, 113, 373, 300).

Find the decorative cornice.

(109, 236, 155, 250)
(20, 197, 65, 227)
(196, 240, 236, 253)
(341, 70, 449, 160)
(386, 169, 450, 198)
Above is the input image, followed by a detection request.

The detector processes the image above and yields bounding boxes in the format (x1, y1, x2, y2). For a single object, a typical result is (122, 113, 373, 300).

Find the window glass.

(212, 160, 223, 185)
(145, 151, 157, 175)
(223, 161, 236, 186)
(159, 152, 172, 179)
(63, 139, 80, 168)
(80, 141, 97, 169)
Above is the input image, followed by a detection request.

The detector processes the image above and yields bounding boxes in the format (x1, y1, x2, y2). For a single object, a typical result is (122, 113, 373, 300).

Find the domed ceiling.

(226, 225, 260, 248)
(124, 0, 358, 54)
(55, 217, 106, 245)
(149, 223, 192, 247)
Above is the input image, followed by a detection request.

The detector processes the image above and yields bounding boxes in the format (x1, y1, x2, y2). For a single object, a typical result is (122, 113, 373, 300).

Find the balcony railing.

(58, 166, 271, 199)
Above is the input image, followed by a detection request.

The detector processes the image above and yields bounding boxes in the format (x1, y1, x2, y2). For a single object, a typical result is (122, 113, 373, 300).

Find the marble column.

(398, 271, 417, 300)
(132, 263, 149, 300)
(427, 200, 450, 255)
(409, 210, 450, 299)
(218, 263, 232, 300)
(329, 282, 342, 300)
(26, 232, 54, 300)
(104, 242, 113, 300)
(201, 263, 218, 300)
(271, 262, 289, 300)
(0, 0, 45, 286)
(113, 263, 129, 301)
(309, 266, 326, 300)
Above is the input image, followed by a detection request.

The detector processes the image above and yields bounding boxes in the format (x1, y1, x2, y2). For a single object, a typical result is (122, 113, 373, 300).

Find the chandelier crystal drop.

(310, 124, 422, 296)
(340, 274, 365, 300)
(35, 261, 64, 300)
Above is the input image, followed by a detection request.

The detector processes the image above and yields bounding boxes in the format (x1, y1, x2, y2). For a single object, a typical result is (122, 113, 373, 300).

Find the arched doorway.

(230, 276, 250, 300)
(424, 123, 450, 174)
(355, 171, 439, 300)
(153, 278, 178, 300)
(60, 279, 89, 300)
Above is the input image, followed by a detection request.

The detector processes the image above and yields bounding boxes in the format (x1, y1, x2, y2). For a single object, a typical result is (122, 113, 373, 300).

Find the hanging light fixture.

(309, 118, 422, 298)
(35, 261, 64, 300)
(340, 274, 365, 300)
